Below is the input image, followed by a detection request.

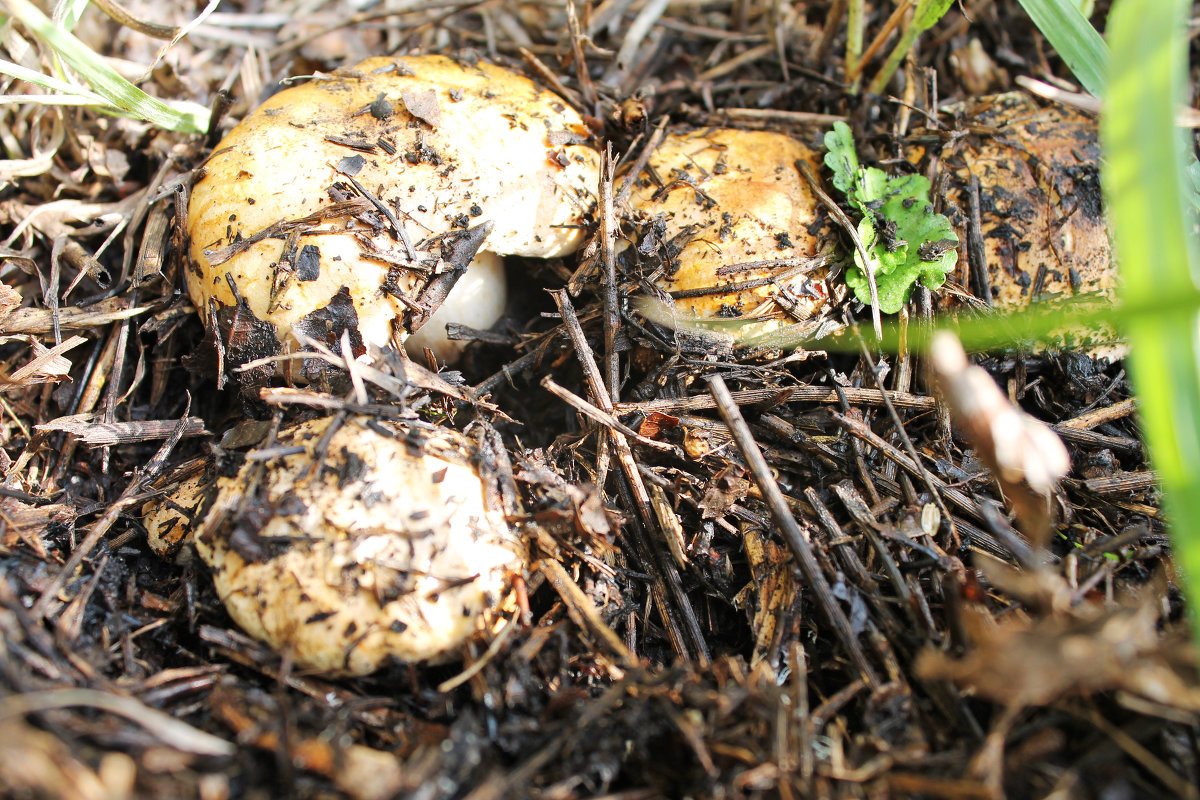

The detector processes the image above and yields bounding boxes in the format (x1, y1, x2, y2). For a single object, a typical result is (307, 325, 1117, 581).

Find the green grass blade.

(1102, 0, 1200, 641)
(640, 280, 1200, 355)
(866, 0, 954, 95)
(51, 0, 92, 31)
(1015, 0, 1108, 96)
(0, 56, 106, 103)
(4, 0, 206, 133)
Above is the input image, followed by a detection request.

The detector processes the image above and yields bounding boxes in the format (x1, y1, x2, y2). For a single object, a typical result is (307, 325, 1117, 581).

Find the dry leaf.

(399, 88, 441, 127)
(0, 498, 77, 559)
(917, 602, 1200, 710)
(930, 331, 1069, 543)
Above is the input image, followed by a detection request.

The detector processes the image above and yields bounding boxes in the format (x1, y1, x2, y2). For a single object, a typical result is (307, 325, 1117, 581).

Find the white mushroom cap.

(187, 54, 599, 368)
(193, 415, 524, 675)
(628, 129, 828, 329)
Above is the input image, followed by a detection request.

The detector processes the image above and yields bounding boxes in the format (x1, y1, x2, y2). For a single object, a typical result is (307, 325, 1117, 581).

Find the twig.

(614, 385, 937, 415)
(829, 410, 984, 523)
(601, 0, 669, 89)
(600, 146, 620, 400)
(0, 689, 234, 756)
(551, 289, 710, 665)
(848, 316, 957, 545)
(707, 375, 880, 688)
(32, 405, 196, 619)
(795, 159, 883, 338)
(537, 558, 637, 668)
(541, 376, 675, 453)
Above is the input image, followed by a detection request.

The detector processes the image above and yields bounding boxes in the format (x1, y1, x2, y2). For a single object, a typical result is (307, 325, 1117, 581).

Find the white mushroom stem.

(403, 253, 507, 364)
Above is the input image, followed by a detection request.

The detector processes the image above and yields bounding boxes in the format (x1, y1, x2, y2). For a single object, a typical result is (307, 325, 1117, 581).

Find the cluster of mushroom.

(158, 54, 832, 674)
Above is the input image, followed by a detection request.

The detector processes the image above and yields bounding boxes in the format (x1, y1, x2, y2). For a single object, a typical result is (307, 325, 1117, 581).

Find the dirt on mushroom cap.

(186, 54, 600, 372)
(628, 129, 829, 329)
(938, 94, 1113, 307)
(192, 415, 525, 676)
(928, 92, 1118, 354)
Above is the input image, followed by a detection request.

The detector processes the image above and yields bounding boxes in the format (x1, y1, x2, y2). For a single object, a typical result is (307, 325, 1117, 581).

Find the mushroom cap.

(187, 54, 599, 364)
(628, 129, 828, 326)
(194, 415, 525, 675)
(143, 467, 209, 564)
(931, 93, 1118, 355)
(942, 93, 1113, 311)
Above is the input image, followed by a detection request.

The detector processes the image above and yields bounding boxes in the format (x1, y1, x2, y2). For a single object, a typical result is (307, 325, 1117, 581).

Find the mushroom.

(626, 129, 829, 336)
(143, 460, 210, 564)
(185, 415, 524, 675)
(187, 54, 600, 372)
(933, 93, 1117, 353)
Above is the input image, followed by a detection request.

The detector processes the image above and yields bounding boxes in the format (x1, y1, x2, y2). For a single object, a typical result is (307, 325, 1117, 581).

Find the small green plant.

(823, 121, 959, 315)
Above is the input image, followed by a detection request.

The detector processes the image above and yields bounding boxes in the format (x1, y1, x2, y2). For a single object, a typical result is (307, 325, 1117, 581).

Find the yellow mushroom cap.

(187, 54, 599, 369)
(628, 129, 828, 328)
(193, 415, 525, 675)
(932, 93, 1117, 355)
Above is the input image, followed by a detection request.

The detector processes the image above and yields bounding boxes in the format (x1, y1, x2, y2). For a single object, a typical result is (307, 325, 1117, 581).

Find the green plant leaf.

(1102, 0, 1200, 643)
(913, 0, 956, 31)
(823, 121, 859, 196)
(825, 123, 959, 314)
(1015, 0, 1108, 96)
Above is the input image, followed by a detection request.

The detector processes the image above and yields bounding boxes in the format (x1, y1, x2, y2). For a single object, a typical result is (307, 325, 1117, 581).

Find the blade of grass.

(865, 0, 954, 96)
(0, 55, 106, 103)
(1015, 0, 1108, 96)
(845, 0, 864, 92)
(1102, 0, 1200, 642)
(3, 0, 206, 133)
(51, 0, 92, 31)
(637, 286, 1198, 356)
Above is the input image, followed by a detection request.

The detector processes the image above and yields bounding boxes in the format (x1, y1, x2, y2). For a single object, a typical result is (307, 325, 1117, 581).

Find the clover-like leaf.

(824, 124, 959, 313)
(823, 122, 860, 196)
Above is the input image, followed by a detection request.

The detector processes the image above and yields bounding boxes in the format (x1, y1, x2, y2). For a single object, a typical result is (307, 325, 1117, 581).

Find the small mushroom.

(187, 54, 600, 371)
(143, 461, 210, 564)
(627, 129, 829, 334)
(187, 415, 524, 675)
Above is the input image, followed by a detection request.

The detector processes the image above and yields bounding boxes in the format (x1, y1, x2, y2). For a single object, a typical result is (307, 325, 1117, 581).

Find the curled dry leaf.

(0, 335, 86, 390)
(152, 415, 525, 675)
(917, 602, 1200, 712)
(930, 331, 1069, 542)
(627, 129, 829, 337)
(187, 54, 600, 370)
